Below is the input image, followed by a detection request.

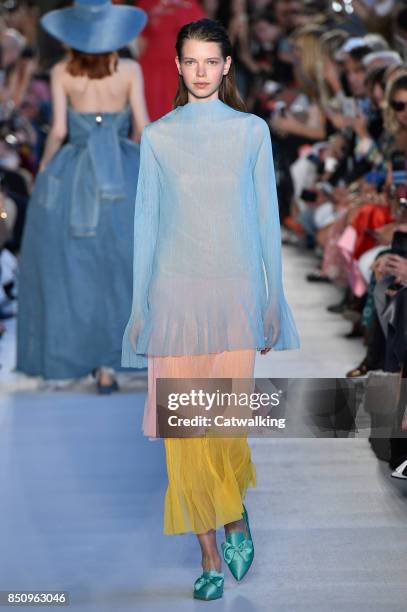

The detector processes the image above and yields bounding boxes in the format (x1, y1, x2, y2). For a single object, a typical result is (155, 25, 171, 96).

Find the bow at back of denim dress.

(122, 98, 300, 369)
(17, 107, 141, 379)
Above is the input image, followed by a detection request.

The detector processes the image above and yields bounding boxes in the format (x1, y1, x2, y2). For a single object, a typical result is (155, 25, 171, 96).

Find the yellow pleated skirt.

(145, 349, 257, 535)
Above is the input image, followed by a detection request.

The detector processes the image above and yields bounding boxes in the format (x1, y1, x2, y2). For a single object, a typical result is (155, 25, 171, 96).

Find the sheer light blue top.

(122, 98, 300, 368)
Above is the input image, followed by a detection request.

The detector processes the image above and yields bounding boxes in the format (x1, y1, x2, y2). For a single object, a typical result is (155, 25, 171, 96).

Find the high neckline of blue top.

(178, 98, 228, 118)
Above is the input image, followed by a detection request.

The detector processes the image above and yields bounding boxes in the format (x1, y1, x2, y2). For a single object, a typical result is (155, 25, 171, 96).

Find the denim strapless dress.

(16, 108, 141, 379)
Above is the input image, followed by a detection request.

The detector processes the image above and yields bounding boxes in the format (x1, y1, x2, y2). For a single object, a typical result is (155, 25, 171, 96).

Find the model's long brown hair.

(173, 18, 246, 112)
(66, 49, 119, 79)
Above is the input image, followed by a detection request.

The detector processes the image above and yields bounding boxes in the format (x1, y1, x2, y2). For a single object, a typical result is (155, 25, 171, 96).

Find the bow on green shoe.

(222, 537, 254, 564)
(193, 570, 224, 601)
(221, 504, 254, 581)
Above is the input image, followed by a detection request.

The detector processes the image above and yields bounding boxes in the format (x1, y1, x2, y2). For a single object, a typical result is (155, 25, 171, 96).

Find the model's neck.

(180, 97, 225, 118)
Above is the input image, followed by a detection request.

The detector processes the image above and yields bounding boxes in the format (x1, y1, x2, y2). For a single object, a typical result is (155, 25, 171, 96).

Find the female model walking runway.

(122, 18, 300, 601)
(16, 0, 149, 392)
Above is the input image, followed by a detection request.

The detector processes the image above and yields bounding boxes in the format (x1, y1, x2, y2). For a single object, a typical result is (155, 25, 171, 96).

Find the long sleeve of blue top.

(122, 98, 300, 369)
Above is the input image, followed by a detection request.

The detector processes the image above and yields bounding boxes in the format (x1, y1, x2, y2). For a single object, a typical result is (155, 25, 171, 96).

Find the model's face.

(175, 39, 231, 102)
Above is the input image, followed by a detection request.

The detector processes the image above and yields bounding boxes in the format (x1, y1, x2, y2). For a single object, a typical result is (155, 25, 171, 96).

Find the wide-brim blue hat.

(41, 0, 147, 54)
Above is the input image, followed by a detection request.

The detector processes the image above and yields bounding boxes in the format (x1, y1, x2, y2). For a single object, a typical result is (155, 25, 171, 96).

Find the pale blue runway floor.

(1, 246, 407, 611)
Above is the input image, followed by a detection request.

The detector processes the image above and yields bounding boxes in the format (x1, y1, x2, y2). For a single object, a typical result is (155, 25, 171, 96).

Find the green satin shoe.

(193, 569, 224, 600)
(221, 504, 254, 581)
